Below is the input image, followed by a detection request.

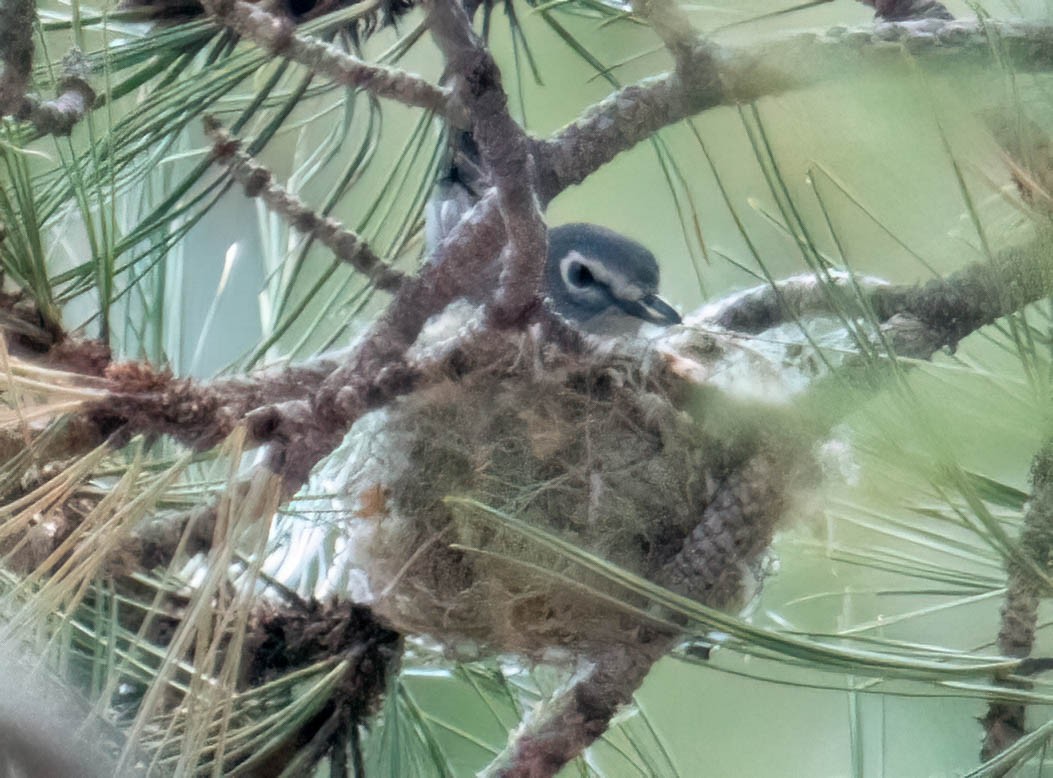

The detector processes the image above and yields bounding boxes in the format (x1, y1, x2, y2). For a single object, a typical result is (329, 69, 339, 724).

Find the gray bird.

(545, 222, 681, 334)
(427, 134, 681, 335)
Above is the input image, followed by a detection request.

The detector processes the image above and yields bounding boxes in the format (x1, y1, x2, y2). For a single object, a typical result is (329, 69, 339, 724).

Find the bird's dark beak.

(619, 293, 682, 326)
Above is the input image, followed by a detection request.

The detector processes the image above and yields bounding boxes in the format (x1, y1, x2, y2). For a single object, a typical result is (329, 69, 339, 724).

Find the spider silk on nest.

(328, 302, 847, 661)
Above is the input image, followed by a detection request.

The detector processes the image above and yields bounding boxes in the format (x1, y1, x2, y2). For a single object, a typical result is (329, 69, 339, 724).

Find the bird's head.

(544, 223, 682, 334)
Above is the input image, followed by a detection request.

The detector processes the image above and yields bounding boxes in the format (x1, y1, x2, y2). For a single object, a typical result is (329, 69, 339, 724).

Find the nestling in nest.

(339, 308, 823, 660)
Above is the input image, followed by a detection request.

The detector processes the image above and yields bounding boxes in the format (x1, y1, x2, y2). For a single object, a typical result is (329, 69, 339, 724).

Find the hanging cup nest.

(339, 310, 821, 659)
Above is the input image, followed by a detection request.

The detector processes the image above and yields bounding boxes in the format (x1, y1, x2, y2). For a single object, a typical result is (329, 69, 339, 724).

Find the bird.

(545, 222, 681, 335)
(426, 132, 681, 335)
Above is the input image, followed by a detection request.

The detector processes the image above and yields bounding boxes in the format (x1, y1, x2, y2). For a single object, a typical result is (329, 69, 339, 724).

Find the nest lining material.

(340, 313, 818, 658)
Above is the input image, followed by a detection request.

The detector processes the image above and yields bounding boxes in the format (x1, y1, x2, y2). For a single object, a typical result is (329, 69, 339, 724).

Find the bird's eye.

(567, 261, 595, 288)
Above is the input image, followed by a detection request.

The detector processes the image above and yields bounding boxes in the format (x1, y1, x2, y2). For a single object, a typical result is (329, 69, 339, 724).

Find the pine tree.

(2, 0, 1053, 775)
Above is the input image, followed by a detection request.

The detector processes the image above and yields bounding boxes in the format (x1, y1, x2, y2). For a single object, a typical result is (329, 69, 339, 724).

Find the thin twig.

(201, 0, 454, 118)
(204, 116, 405, 291)
(630, 0, 699, 57)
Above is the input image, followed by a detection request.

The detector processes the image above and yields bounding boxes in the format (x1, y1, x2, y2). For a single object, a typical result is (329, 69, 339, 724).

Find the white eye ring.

(560, 252, 601, 293)
(568, 261, 594, 288)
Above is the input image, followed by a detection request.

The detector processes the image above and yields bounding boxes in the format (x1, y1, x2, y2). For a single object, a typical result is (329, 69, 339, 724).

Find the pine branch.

(0, 0, 95, 134)
(696, 230, 1053, 362)
(0, 292, 109, 375)
(0, 0, 35, 116)
(695, 271, 891, 333)
(23, 13, 1053, 498)
(96, 357, 350, 455)
(481, 634, 675, 778)
(425, 0, 546, 325)
(656, 451, 800, 610)
(868, 233, 1053, 359)
(204, 117, 406, 291)
(201, 0, 454, 116)
(981, 443, 1053, 765)
(536, 17, 1053, 199)
(19, 49, 96, 136)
